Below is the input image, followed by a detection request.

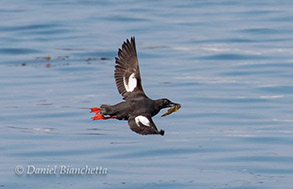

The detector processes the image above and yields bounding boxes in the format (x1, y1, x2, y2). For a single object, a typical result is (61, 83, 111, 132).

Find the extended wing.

(114, 37, 147, 100)
(128, 115, 164, 135)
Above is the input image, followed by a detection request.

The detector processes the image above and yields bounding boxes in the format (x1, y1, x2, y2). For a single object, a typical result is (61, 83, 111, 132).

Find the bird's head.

(156, 98, 179, 109)
(155, 98, 181, 117)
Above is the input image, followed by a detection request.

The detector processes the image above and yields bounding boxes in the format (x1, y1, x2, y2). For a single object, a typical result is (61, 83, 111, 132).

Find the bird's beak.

(169, 102, 180, 107)
(161, 102, 181, 117)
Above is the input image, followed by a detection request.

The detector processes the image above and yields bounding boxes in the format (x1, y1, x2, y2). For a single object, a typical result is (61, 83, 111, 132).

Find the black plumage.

(91, 37, 180, 136)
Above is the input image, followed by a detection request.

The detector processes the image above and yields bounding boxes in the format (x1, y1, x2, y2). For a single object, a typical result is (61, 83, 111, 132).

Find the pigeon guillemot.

(90, 37, 180, 136)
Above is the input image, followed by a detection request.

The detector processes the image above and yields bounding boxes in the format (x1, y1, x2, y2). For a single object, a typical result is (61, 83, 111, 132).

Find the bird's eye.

(164, 99, 169, 105)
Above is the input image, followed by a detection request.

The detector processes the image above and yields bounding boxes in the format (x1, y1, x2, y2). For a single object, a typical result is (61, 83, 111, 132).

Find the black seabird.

(91, 37, 180, 135)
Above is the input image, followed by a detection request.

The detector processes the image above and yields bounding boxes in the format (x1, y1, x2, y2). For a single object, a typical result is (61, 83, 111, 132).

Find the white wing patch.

(135, 116, 150, 127)
(123, 73, 137, 92)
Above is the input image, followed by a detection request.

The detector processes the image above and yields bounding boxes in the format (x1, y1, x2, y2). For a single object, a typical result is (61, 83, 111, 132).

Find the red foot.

(90, 107, 101, 113)
(90, 107, 116, 120)
(92, 113, 117, 120)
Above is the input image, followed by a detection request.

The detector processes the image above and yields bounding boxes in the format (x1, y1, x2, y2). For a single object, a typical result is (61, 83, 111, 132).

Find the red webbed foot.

(92, 113, 117, 120)
(90, 107, 101, 113)
(90, 107, 116, 120)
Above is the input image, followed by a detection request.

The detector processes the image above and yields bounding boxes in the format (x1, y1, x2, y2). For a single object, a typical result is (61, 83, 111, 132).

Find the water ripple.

(199, 53, 265, 60)
(0, 48, 41, 55)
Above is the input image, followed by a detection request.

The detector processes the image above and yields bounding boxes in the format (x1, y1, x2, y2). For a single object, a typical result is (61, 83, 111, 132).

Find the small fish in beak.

(161, 103, 181, 117)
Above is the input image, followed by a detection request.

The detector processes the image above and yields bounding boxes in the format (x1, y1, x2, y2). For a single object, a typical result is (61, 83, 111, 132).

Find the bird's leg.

(92, 114, 117, 120)
(91, 107, 117, 120)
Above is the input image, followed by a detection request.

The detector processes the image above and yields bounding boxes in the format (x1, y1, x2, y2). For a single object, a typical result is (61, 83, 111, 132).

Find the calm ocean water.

(1, 0, 293, 188)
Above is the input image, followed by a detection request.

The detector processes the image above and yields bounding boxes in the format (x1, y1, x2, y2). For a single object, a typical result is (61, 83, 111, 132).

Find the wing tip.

(130, 36, 135, 43)
(116, 36, 136, 61)
(125, 36, 136, 48)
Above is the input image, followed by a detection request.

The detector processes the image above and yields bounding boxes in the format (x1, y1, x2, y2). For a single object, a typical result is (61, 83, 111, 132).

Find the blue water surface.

(1, 0, 293, 188)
